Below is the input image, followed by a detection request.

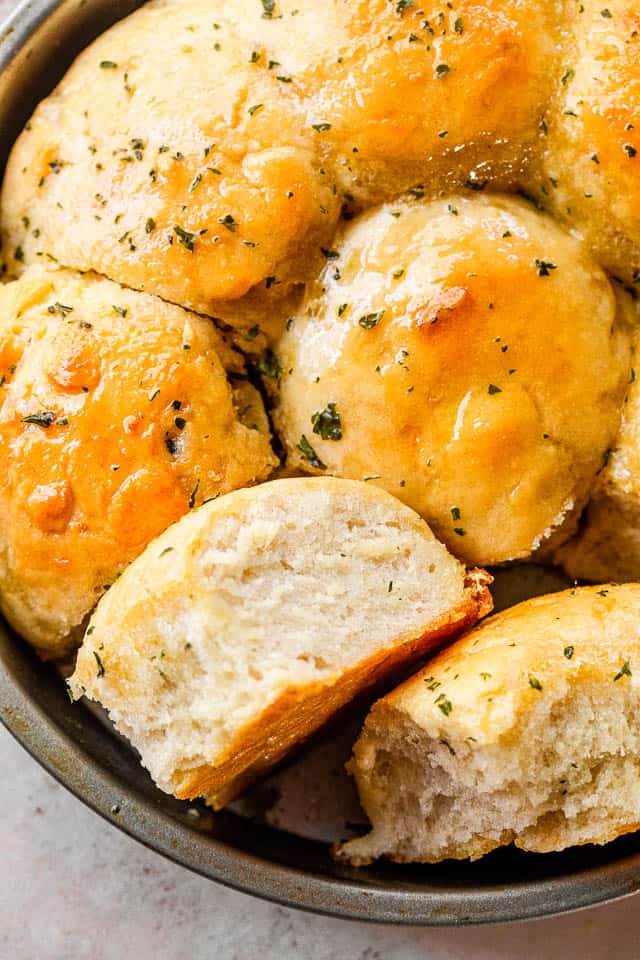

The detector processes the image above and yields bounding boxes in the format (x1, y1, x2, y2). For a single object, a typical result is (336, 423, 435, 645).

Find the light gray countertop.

(1, 1, 640, 955)
(3, 722, 639, 959)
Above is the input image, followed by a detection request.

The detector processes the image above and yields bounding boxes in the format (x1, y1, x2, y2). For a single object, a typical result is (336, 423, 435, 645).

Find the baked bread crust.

(530, 0, 640, 285)
(337, 584, 640, 865)
(224, 0, 565, 204)
(0, 266, 276, 659)
(274, 195, 633, 565)
(69, 478, 492, 807)
(0, 0, 341, 325)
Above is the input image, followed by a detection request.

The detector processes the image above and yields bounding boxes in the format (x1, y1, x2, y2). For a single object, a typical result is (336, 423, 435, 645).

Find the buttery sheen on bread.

(0, 266, 276, 660)
(531, 0, 640, 285)
(0, 0, 341, 327)
(69, 478, 492, 808)
(223, 0, 565, 203)
(0, 0, 566, 326)
(273, 195, 633, 566)
(337, 584, 640, 865)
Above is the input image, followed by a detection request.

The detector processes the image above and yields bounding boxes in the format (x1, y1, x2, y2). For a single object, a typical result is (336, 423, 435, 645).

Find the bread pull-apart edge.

(186, 569, 493, 809)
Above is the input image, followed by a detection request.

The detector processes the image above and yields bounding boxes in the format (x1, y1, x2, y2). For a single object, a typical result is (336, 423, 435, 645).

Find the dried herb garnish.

(311, 402, 342, 441)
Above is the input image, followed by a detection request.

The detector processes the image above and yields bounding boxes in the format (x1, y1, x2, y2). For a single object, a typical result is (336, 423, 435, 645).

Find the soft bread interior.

(338, 679, 640, 865)
(70, 479, 491, 807)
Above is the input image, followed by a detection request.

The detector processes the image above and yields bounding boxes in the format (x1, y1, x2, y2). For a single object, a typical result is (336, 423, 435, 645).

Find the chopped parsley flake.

(358, 310, 385, 329)
(528, 676, 543, 691)
(254, 349, 280, 379)
(173, 224, 195, 251)
(297, 435, 326, 470)
(218, 214, 238, 232)
(311, 402, 343, 441)
(93, 651, 105, 677)
(564, 645, 574, 660)
(436, 695, 453, 716)
(535, 259, 557, 276)
(21, 411, 56, 428)
(47, 302, 73, 317)
(614, 661, 632, 682)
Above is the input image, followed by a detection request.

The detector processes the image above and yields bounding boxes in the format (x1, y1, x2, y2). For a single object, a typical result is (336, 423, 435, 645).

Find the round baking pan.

(2, 0, 640, 926)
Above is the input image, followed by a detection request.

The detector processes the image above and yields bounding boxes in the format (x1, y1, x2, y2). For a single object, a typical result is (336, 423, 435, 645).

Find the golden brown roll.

(69, 477, 492, 809)
(273, 195, 633, 566)
(0, 0, 340, 323)
(531, 0, 640, 284)
(336, 584, 640, 865)
(224, 0, 567, 203)
(0, 266, 277, 660)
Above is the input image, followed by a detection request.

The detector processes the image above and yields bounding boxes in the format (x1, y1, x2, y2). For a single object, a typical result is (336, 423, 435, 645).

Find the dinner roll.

(0, 266, 276, 660)
(225, 0, 566, 203)
(531, 0, 640, 284)
(0, 0, 340, 324)
(336, 584, 640, 865)
(555, 334, 640, 582)
(273, 195, 633, 566)
(69, 478, 492, 809)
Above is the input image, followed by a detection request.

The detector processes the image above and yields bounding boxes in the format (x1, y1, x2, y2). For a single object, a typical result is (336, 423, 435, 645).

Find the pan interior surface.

(2, 0, 640, 926)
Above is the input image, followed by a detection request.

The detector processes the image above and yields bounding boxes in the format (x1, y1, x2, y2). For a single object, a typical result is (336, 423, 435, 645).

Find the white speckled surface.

(3, 721, 640, 959)
(3, 1, 640, 955)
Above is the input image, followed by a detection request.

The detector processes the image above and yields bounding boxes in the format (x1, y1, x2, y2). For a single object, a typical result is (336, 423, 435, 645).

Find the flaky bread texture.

(337, 584, 640, 865)
(69, 478, 492, 808)
(0, 266, 276, 659)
